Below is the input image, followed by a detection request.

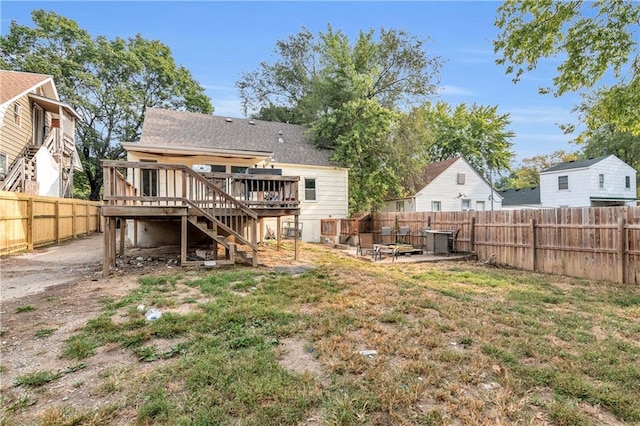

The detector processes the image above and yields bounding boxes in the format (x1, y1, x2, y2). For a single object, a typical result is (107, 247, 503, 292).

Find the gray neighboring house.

(122, 107, 349, 243)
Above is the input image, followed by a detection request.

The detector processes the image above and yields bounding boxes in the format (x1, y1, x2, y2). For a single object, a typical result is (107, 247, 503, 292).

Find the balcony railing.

(200, 172, 299, 210)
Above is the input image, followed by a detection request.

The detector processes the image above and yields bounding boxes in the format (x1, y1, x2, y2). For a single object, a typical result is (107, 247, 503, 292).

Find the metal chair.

(396, 226, 410, 244)
(448, 229, 460, 254)
(357, 233, 377, 259)
(380, 226, 393, 244)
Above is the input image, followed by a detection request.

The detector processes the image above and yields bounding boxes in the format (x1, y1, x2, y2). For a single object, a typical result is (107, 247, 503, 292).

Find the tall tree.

(418, 102, 515, 179)
(1, 10, 212, 200)
(238, 26, 443, 212)
(494, 0, 640, 137)
(497, 150, 578, 189)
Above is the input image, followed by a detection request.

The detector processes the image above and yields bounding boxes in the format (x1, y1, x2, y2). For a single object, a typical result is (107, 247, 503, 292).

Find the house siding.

(412, 159, 502, 212)
(0, 95, 33, 167)
(540, 156, 637, 207)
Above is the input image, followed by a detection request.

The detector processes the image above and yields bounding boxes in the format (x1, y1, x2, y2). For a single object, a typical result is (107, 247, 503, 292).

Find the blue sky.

(2, 1, 588, 164)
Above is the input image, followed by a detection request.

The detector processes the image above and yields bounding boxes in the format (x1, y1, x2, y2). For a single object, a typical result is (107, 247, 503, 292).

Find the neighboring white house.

(124, 107, 349, 244)
(381, 157, 502, 212)
(540, 154, 637, 207)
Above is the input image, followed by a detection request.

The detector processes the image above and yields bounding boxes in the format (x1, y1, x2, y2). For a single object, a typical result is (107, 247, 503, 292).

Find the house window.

(396, 201, 405, 212)
(13, 103, 22, 127)
(193, 164, 226, 173)
(432, 201, 441, 212)
(231, 166, 248, 173)
(211, 165, 226, 173)
(626, 176, 631, 189)
(304, 178, 316, 201)
(558, 175, 568, 190)
(476, 201, 485, 211)
(599, 174, 604, 189)
(461, 199, 471, 211)
(141, 160, 158, 197)
(457, 173, 465, 185)
(0, 152, 7, 177)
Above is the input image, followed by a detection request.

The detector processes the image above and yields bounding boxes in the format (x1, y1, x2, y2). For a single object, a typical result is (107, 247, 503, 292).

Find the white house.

(123, 107, 349, 244)
(381, 157, 502, 212)
(540, 154, 637, 207)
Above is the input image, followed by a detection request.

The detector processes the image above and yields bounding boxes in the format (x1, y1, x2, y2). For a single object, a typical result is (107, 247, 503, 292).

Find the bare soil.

(0, 234, 322, 424)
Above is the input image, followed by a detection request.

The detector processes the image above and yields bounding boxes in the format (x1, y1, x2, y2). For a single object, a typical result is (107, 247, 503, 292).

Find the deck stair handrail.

(102, 160, 258, 251)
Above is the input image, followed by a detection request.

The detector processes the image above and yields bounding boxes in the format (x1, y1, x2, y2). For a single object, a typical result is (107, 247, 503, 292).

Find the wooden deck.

(101, 161, 302, 276)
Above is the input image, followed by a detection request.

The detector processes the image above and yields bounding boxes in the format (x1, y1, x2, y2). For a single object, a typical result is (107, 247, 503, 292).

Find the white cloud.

(439, 85, 475, 96)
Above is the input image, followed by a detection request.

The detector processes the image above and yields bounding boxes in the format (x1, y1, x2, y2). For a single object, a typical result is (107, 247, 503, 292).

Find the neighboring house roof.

(0, 70, 55, 105)
(498, 187, 541, 206)
(541, 155, 610, 173)
(136, 107, 337, 168)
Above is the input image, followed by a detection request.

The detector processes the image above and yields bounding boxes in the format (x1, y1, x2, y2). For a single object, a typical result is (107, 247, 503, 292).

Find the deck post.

(181, 215, 187, 265)
(103, 215, 110, 277)
(110, 217, 117, 267)
(294, 214, 299, 260)
(119, 219, 126, 255)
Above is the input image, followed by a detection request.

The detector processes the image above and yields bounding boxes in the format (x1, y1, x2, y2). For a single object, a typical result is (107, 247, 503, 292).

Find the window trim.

(396, 201, 405, 212)
(431, 201, 441, 212)
(558, 175, 569, 190)
(13, 103, 22, 127)
(457, 172, 465, 185)
(625, 175, 631, 189)
(304, 177, 317, 201)
(598, 174, 605, 189)
(461, 199, 471, 211)
(0, 152, 7, 177)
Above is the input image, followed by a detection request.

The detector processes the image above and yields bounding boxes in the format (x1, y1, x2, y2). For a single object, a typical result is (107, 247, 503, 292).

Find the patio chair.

(396, 226, 410, 244)
(357, 233, 377, 259)
(380, 226, 393, 244)
(448, 229, 460, 255)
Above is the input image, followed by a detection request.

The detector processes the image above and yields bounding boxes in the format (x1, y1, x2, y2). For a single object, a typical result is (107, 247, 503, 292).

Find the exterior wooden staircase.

(101, 160, 300, 275)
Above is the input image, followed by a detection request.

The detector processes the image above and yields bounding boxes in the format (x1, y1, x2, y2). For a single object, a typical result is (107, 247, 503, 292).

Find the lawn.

(4, 243, 640, 425)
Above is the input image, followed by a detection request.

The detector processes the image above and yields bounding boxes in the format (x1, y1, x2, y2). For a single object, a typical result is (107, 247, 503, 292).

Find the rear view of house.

(0, 70, 82, 197)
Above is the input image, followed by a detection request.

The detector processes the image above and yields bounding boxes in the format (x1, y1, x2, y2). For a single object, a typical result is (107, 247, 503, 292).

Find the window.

(13, 103, 21, 127)
(461, 199, 471, 211)
(476, 201, 485, 211)
(193, 164, 226, 173)
(231, 166, 248, 173)
(457, 172, 465, 185)
(211, 165, 226, 173)
(0, 153, 7, 177)
(396, 201, 405, 212)
(626, 176, 631, 189)
(558, 175, 568, 190)
(304, 178, 316, 201)
(599, 174, 605, 189)
(432, 201, 441, 212)
(141, 160, 158, 197)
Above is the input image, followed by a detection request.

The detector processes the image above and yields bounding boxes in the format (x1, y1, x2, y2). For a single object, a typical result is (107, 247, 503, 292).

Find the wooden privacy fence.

(0, 191, 102, 255)
(369, 207, 640, 284)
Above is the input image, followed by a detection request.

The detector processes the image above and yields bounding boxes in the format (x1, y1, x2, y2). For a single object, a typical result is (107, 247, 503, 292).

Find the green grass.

(41, 245, 640, 425)
(14, 370, 62, 387)
(14, 305, 35, 313)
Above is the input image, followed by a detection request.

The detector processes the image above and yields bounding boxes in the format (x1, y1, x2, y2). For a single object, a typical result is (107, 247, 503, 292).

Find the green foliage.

(498, 150, 578, 189)
(14, 370, 62, 387)
(14, 305, 35, 313)
(495, 1, 640, 137)
(0, 10, 213, 200)
(417, 101, 515, 178)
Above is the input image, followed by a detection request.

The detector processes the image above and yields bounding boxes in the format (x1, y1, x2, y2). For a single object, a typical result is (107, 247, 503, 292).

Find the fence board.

(367, 206, 639, 284)
(0, 191, 102, 255)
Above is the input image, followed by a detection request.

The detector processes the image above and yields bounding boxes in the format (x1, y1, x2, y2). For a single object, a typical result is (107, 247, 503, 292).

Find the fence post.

(469, 216, 475, 253)
(27, 197, 34, 250)
(55, 200, 60, 244)
(530, 218, 536, 271)
(618, 217, 626, 284)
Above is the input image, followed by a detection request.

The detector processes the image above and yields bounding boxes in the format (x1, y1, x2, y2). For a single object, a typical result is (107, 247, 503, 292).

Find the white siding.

(540, 156, 637, 207)
(379, 198, 415, 213)
(413, 158, 502, 212)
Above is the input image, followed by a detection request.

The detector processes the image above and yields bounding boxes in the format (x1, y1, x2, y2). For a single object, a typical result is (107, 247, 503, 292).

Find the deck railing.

(200, 172, 299, 210)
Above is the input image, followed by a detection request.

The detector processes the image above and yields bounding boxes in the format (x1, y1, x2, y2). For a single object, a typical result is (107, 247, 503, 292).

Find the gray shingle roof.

(498, 187, 541, 206)
(541, 155, 610, 173)
(138, 108, 336, 168)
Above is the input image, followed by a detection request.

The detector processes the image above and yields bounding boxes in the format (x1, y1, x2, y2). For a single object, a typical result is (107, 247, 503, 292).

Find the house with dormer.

(0, 70, 82, 197)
